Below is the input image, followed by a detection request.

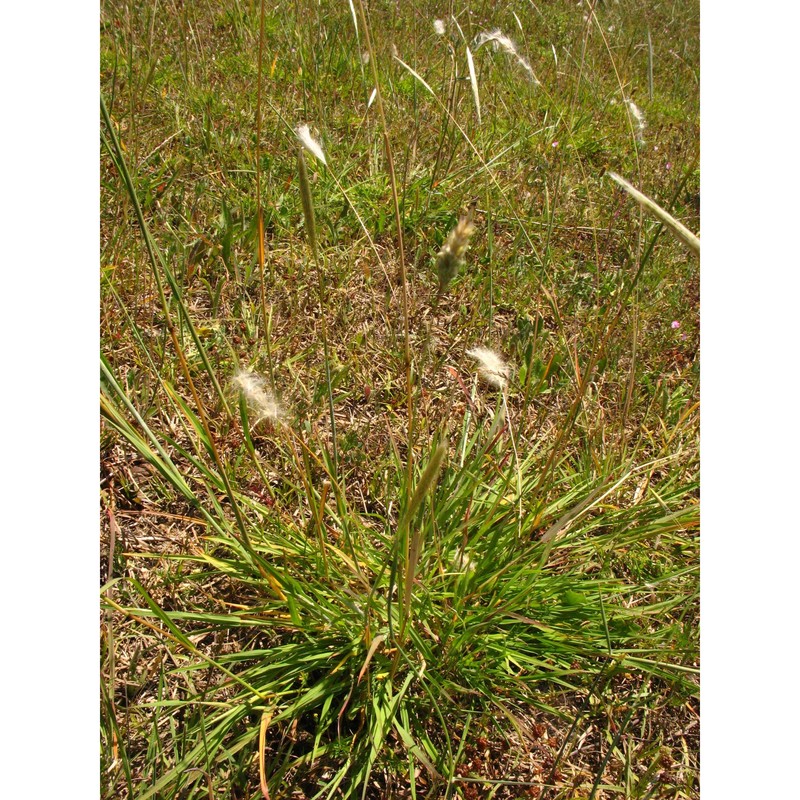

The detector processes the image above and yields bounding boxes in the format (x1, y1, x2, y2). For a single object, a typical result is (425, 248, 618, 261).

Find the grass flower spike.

(295, 124, 327, 166)
(233, 370, 281, 425)
(466, 346, 509, 390)
(436, 215, 476, 295)
(606, 171, 700, 255)
(627, 99, 646, 145)
(466, 45, 481, 124)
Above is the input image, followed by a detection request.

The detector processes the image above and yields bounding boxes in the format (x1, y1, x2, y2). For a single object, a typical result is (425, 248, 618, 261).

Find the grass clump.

(101, 0, 699, 797)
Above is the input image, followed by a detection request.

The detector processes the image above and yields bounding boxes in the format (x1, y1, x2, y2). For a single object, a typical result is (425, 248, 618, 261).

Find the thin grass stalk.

(100, 496, 119, 793)
(254, 0, 277, 392)
(589, 11, 645, 253)
(539, 7, 612, 285)
(393, 57, 547, 272)
(543, 0, 601, 265)
(532, 167, 694, 499)
(587, 702, 637, 800)
(297, 148, 339, 477)
(620, 292, 639, 455)
(500, 391, 523, 540)
(100, 95, 231, 417)
(258, 707, 275, 800)
(165, 323, 286, 598)
(266, 97, 393, 286)
(314, 480, 331, 577)
(396, 442, 448, 647)
(354, 0, 413, 490)
(429, 43, 457, 193)
(102, 101, 284, 596)
(485, 192, 494, 332)
(100, 680, 134, 796)
(236, 392, 278, 504)
(283, 423, 367, 586)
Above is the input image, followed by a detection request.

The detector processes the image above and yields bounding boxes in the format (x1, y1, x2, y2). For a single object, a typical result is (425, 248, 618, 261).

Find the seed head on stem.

(436, 215, 476, 296)
(233, 370, 281, 425)
(466, 346, 510, 391)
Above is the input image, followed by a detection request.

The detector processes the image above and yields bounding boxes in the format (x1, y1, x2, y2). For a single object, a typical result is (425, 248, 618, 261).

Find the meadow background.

(99, 1, 700, 797)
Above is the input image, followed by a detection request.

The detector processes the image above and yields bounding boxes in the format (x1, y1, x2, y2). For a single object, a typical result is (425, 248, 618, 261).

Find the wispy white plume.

(233, 370, 281, 425)
(433, 19, 446, 36)
(466, 46, 481, 125)
(347, 0, 358, 36)
(467, 347, 510, 390)
(367, 87, 377, 110)
(295, 124, 327, 166)
(626, 99, 646, 144)
(474, 28, 540, 85)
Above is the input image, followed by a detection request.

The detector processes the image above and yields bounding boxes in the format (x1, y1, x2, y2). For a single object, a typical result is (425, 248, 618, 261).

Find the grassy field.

(100, 1, 699, 797)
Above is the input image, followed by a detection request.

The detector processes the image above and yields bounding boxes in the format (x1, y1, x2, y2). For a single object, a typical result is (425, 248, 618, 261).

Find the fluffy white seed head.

(474, 28, 539, 84)
(433, 19, 446, 36)
(467, 347, 510, 390)
(295, 124, 327, 166)
(626, 99, 646, 144)
(233, 370, 281, 425)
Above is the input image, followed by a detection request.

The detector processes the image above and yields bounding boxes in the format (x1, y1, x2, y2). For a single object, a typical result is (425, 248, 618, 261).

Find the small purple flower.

(671, 320, 681, 329)
(681, 333, 688, 340)
(551, 140, 559, 148)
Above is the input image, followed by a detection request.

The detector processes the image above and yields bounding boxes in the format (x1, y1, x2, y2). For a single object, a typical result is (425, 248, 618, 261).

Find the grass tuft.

(101, 1, 699, 796)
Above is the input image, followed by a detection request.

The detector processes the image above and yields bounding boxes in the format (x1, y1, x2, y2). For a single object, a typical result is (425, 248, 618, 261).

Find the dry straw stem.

(296, 143, 339, 476)
(606, 171, 700, 255)
(297, 148, 319, 264)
